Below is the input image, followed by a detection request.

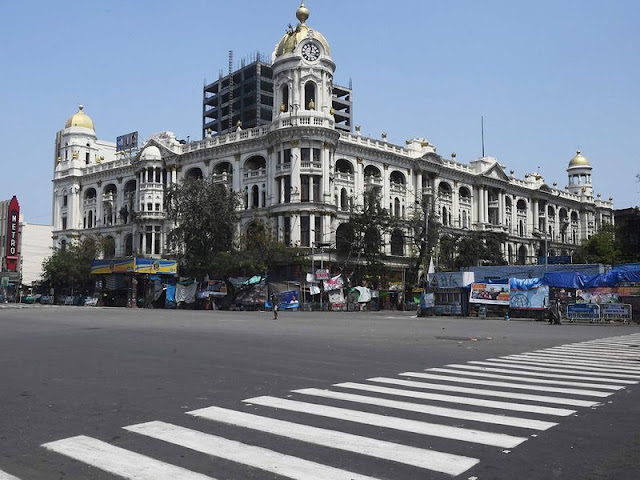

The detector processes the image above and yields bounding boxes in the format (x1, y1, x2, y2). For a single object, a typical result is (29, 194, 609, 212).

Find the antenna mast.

(481, 116, 485, 157)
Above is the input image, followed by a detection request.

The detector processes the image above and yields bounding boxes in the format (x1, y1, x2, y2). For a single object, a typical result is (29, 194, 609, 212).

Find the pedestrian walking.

(271, 293, 278, 319)
(549, 300, 563, 325)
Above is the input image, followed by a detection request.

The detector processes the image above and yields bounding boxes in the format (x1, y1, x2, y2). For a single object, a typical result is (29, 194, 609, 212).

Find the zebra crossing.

(35, 332, 640, 479)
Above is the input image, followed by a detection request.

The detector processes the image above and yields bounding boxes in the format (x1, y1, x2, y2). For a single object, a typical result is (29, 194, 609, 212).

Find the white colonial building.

(52, 2, 614, 270)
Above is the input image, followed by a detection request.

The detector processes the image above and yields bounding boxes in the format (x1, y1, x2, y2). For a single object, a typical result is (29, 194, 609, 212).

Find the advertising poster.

(323, 274, 344, 291)
(576, 288, 619, 304)
(470, 283, 510, 305)
(510, 285, 549, 310)
(549, 287, 577, 304)
(278, 290, 299, 309)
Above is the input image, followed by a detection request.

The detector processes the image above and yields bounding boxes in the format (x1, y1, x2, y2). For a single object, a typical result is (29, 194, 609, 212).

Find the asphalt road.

(0, 305, 639, 480)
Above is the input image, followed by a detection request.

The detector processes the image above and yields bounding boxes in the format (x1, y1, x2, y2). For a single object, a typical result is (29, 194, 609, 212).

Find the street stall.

(91, 257, 177, 307)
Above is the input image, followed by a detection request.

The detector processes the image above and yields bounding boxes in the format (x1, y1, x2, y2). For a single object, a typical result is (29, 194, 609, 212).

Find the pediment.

(482, 163, 510, 181)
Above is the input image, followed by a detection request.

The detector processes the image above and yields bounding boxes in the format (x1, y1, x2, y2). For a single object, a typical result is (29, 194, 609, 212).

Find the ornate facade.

(52, 3, 614, 269)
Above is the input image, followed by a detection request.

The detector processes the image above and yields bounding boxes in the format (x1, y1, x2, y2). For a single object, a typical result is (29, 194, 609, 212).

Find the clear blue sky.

(2, 0, 639, 224)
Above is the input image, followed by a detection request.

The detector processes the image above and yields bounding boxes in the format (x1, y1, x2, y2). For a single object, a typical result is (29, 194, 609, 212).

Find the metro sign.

(6, 196, 19, 271)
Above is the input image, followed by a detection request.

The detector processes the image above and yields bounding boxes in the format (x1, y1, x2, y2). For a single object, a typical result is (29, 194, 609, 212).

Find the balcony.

(364, 175, 383, 187)
(300, 161, 322, 174)
(389, 182, 406, 195)
(243, 168, 266, 180)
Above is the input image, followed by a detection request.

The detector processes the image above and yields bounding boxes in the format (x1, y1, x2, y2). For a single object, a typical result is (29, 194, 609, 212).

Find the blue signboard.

(538, 256, 572, 265)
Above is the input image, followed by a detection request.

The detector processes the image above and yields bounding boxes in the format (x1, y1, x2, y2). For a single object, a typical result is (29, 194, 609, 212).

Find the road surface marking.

(545, 346, 640, 359)
(334, 382, 576, 416)
(125, 421, 381, 480)
(533, 349, 640, 364)
(502, 354, 640, 372)
(399, 372, 613, 397)
(368, 377, 600, 407)
(42, 435, 213, 480)
(0, 470, 21, 480)
(429, 367, 624, 390)
(183, 406, 480, 476)
(450, 363, 638, 384)
(242, 396, 527, 448)
(291, 388, 557, 430)
(484, 358, 640, 377)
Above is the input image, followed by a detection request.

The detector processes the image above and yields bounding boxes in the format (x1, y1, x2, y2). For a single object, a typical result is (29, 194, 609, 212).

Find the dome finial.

(297, 1, 309, 24)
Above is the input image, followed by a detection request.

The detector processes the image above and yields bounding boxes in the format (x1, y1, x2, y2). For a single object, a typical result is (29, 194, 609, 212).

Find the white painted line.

(495, 356, 640, 375)
(450, 363, 638, 384)
(429, 367, 623, 390)
(504, 354, 640, 371)
(479, 359, 640, 379)
(0, 470, 21, 480)
(368, 377, 600, 407)
(292, 388, 557, 431)
(125, 421, 380, 480)
(547, 346, 640, 358)
(42, 435, 213, 480)
(401, 372, 613, 397)
(243, 396, 527, 448)
(536, 349, 640, 363)
(182, 407, 480, 476)
(335, 382, 577, 416)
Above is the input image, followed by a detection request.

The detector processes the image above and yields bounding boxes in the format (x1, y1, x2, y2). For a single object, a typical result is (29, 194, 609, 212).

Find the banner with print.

(470, 283, 510, 305)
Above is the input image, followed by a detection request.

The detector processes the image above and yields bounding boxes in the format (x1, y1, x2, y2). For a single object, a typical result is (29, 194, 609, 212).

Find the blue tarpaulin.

(510, 278, 543, 290)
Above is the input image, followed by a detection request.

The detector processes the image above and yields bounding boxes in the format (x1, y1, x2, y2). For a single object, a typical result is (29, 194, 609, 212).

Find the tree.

(42, 236, 104, 298)
(165, 177, 240, 278)
(573, 223, 623, 264)
(337, 189, 402, 287)
(211, 220, 305, 278)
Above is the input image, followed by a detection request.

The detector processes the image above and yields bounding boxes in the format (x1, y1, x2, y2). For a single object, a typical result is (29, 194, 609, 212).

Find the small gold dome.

(65, 105, 95, 130)
(274, 2, 331, 58)
(568, 150, 591, 168)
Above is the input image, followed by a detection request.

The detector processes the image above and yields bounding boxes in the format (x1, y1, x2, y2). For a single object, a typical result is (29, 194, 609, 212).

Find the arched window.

(390, 230, 404, 256)
(185, 167, 203, 180)
(103, 236, 116, 258)
(336, 223, 352, 253)
(518, 245, 527, 265)
(304, 81, 316, 110)
(335, 159, 354, 174)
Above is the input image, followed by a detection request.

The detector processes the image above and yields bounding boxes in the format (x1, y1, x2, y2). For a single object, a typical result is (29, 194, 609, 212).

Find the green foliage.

(42, 236, 103, 296)
(337, 189, 402, 287)
(210, 221, 304, 278)
(573, 224, 623, 264)
(436, 231, 507, 269)
(165, 177, 240, 277)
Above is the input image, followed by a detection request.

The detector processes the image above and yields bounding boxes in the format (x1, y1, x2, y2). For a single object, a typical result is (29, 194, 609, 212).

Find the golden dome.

(568, 150, 591, 168)
(65, 105, 95, 130)
(274, 2, 331, 58)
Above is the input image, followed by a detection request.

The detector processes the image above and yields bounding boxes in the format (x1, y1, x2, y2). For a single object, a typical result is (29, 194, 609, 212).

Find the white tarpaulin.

(353, 286, 371, 303)
(328, 289, 345, 304)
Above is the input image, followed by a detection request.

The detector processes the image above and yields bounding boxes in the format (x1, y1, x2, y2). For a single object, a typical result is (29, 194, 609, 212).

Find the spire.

(297, 1, 309, 24)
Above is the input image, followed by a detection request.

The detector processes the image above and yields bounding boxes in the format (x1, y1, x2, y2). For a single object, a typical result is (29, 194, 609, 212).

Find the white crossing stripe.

(546, 346, 640, 359)
(183, 406, 480, 476)
(0, 470, 21, 480)
(335, 382, 577, 416)
(243, 396, 528, 448)
(400, 372, 613, 397)
(487, 358, 640, 377)
(125, 421, 381, 480)
(42, 435, 213, 480)
(455, 363, 638, 384)
(504, 354, 640, 371)
(292, 388, 557, 430)
(428, 368, 624, 390)
(535, 349, 640, 363)
(369, 377, 600, 407)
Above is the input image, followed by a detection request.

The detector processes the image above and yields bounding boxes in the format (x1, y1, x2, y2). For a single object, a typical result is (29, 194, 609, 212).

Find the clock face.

(301, 42, 320, 61)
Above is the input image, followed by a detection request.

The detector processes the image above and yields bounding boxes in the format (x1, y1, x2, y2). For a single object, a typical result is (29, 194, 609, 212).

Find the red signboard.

(6, 196, 19, 271)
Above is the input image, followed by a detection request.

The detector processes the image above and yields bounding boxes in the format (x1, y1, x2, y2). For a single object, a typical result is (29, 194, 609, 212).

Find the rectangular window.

(284, 216, 291, 246)
(86, 152, 90, 164)
(301, 175, 310, 202)
(312, 176, 321, 202)
(301, 215, 310, 247)
(313, 148, 321, 162)
(315, 216, 322, 245)
(63, 195, 68, 207)
(155, 203, 161, 211)
(301, 148, 311, 162)
(284, 176, 291, 203)
(284, 148, 291, 165)
(62, 217, 67, 230)
(147, 203, 153, 212)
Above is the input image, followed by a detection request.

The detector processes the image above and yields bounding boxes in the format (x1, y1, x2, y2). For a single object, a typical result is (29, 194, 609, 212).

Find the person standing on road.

(272, 293, 278, 319)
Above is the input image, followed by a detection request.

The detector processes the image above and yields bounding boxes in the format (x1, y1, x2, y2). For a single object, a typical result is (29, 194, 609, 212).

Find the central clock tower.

(271, 2, 336, 120)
